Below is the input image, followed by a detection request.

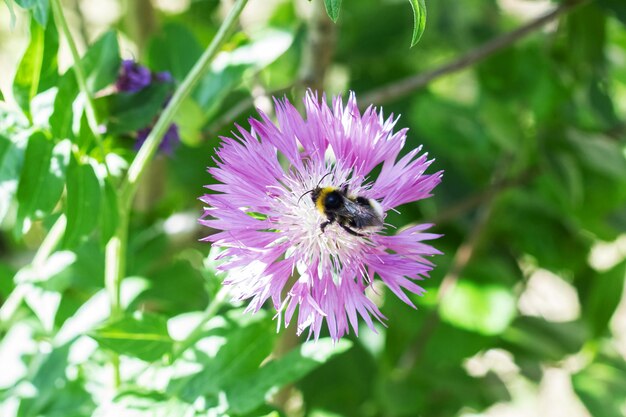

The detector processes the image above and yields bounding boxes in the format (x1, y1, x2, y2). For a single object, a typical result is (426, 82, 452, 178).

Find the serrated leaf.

(323, 0, 342, 22)
(91, 313, 174, 362)
(16, 133, 68, 232)
(227, 339, 352, 414)
(63, 155, 101, 247)
(409, 0, 427, 47)
(584, 260, 626, 338)
(14, 0, 49, 26)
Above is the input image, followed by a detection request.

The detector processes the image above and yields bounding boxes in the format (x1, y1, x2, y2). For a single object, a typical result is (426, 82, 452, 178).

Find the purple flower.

(136, 123, 180, 154)
(116, 60, 152, 93)
(200, 91, 443, 341)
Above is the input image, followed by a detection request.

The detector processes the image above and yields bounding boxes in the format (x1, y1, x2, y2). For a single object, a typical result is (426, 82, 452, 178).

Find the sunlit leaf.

(439, 280, 516, 335)
(63, 155, 101, 247)
(169, 312, 277, 402)
(16, 133, 69, 232)
(227, 339, 352, 414)
(324, 0, 342, 22)
(91, 313, 174, 362)
(50, 31, 120, 140)
(0, 133, 26, 223)
(14, 0, 49, 26)
(17, 343, 71, 417)
(409, 0, 426, 47)
(13, 17, 59, 114)
(573, 353, 626, 417)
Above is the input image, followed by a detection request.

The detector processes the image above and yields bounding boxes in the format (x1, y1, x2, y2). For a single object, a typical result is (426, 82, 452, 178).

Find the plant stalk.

(50, 0, 110, 176)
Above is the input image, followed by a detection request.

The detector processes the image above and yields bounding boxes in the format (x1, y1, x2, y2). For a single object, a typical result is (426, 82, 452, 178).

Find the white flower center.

(268, 165, 378, 275)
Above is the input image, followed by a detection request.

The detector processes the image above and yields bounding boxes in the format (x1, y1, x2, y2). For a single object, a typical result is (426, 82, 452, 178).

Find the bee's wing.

(338, 198, 384, 229)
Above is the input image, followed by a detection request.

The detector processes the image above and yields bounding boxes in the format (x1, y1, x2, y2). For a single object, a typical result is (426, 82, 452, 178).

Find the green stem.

(50, 0, 110, 175)
(105, 209, 128, 321)
(120, 0, 249, 203)
(172, 286, 229, 360)
(102, 0, 248, 385)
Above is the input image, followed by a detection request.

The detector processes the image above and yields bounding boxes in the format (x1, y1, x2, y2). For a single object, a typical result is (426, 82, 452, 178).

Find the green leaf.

(63, 155, 101, 247)
(584, 260, 626, 338)
(324, 0, 342, 22)
(439, 280, 516, 335)
(573, 353, 626, 417)
(17, 343, 71, 417)
(91, 313, 174, 362)
(598, 0, 626, 26)
(13, 17, 59, 113)
(81, 30, 120, 92)
(103, 82, 171, 135)
(147, 22, 203, 82)
(49, 73, 78, 140)
(16, 133, 69, 231)
(568, 131, 626, 179)
(227, 339, 352, 414)
(0, 133, 26, 223)
(14, 0, 49, 26)
(500, 317, 587, 362)
(169, 313, 277, 402)
(50, 31, 120, 139)
(194, 28, 293, 123)
(409, 0, 427, 47)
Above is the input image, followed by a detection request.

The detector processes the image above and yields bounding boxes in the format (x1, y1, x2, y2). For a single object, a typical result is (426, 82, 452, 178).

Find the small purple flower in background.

(116, 60, 152, 93)
(200, 91, 443, 341)
(115, 59, 179, 153)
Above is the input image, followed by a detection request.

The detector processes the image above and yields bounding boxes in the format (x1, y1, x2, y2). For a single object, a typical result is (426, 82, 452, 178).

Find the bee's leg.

(320, 214, 336, 233)
(340, 223, 363, 237)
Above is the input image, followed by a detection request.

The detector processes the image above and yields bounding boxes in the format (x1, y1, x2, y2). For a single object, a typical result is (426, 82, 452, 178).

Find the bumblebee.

(303, 183, 384, 236)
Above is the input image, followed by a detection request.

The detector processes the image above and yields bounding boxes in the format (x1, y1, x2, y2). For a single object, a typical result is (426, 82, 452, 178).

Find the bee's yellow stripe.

(316, 187, 335, 214)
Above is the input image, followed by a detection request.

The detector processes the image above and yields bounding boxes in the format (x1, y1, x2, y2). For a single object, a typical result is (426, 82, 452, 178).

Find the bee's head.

(321, 188, 343, 210)
(310, 187, 322, 204)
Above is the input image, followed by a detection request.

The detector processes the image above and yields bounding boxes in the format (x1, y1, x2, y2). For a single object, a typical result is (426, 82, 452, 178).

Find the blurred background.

(1, 0, 626, 416)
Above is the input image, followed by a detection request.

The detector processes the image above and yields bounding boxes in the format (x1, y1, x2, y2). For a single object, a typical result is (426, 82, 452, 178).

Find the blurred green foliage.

(1, 0, 626, 416)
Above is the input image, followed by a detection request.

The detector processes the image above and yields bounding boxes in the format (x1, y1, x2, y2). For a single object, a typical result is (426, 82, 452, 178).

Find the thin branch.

(299, 0, 336, 92)
(204, 84, 294, 138)
(425, 170, 535, 225)
(361, 0, 589, 106)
